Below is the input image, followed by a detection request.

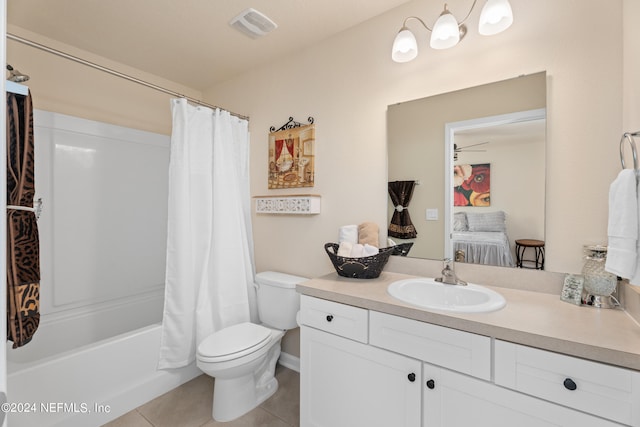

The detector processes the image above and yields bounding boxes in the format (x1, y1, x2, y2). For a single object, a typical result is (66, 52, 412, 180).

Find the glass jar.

(582, 245, 617, 297)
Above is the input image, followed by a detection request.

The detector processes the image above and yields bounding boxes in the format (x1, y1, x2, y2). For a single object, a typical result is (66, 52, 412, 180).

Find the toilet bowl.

(196, 271, 306, 422)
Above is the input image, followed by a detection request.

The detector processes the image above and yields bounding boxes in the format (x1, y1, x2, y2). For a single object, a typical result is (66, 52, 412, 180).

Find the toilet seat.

(197, 322, 272, 363)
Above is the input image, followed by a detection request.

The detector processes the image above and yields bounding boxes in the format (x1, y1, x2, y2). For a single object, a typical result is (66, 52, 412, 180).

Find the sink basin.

(387, 278, 506, 313)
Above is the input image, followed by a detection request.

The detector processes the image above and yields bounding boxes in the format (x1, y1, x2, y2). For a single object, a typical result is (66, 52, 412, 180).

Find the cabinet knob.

(407, 373, 416, 382)
(326, 314, 334, 322)
(563, 378, 577, 391)
(426, 379, 435, 389)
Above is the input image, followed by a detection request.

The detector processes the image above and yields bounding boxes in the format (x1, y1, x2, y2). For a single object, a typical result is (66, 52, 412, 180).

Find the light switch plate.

(426, 208, 438, 221)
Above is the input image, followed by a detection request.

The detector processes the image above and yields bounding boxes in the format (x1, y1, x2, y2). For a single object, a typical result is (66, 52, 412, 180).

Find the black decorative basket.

(324, 243, 394, 279)
(391, 242, 414, 257)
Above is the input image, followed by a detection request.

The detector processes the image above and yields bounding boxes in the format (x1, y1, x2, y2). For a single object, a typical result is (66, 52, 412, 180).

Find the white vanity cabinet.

(422, 363, 623, 426)
(300, 296, 633, 427)
(494, 340, 640, 426)
(300, 296, 421, 427)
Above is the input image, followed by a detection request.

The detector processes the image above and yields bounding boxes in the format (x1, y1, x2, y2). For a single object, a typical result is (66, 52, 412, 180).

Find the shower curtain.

(158, 99, 257, 369)
(6, 91, 41, 348)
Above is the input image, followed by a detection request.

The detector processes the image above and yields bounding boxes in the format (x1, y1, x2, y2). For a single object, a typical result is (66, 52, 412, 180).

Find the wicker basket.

(391, 242, 413, 257)
(324, 243, 394, 279)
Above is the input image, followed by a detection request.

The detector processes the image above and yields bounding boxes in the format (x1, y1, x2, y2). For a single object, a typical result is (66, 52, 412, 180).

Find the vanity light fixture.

(391, 0, 513, 63)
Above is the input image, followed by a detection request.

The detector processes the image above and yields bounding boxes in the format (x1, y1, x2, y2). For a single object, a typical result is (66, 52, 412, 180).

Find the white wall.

(624, 0, 640, 132)
(206, 0, 624, 276)
(6, 27, 200, 135)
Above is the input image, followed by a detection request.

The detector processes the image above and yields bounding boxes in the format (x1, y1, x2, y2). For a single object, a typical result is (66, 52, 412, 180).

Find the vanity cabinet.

(494, 340, 640, 426)
(422, 362, 623, 426)
(300, 296, 632, 427)
(300, 297, 421, 427)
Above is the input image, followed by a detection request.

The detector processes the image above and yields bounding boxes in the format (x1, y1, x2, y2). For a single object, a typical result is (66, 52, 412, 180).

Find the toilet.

(196, 271, 306, 422)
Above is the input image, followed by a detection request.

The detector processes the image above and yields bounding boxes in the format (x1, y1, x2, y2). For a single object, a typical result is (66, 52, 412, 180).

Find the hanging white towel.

(605, 169, 640, 284)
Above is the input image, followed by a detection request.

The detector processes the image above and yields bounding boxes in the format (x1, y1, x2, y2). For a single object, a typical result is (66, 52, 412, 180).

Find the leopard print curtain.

(6, 91, 40, 348)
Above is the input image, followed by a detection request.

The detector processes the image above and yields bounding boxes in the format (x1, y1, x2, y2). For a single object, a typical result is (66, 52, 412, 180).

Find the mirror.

(387, 72, 546, 268)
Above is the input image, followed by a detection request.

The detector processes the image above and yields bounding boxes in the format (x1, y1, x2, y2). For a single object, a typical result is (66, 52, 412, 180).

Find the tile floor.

(103, 365, 299, 427)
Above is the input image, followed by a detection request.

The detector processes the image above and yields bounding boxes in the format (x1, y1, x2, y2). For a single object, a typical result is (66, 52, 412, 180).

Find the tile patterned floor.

(103, 365, 299, 427)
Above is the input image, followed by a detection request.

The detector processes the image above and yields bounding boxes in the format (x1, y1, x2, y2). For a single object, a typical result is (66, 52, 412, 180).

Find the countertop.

(296, 271, 640, 371)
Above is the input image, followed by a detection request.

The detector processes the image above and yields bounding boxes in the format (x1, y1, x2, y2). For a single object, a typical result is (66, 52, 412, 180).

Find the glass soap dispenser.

(581, 245, 619, 309)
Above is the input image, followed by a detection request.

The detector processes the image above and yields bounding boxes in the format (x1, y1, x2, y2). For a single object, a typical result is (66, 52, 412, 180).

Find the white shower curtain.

(158, 99, 257, 369)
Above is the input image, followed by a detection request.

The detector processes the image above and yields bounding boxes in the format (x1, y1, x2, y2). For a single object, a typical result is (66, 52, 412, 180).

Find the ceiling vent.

(230, 8, 278, 39)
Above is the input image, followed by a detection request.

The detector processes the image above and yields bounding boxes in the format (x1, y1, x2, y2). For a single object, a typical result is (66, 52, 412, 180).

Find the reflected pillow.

(453, 212, 468, 231)
(467, 211, 506, 232)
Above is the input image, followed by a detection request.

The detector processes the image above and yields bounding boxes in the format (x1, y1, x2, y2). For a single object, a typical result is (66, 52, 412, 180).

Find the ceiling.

(456, 119, 546, 148)
(7, 0, 411, 91)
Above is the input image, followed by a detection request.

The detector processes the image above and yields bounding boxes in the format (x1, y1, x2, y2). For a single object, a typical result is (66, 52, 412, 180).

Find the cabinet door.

(423, 363, 624, 427)
(301, 326, 421, 427)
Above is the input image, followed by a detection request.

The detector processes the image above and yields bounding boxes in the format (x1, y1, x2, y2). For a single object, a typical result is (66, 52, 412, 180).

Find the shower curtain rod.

(6, 33, 249, 121)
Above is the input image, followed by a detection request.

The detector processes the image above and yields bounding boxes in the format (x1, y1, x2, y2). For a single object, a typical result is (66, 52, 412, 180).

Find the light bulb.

(392, 28, 418, 63)
(479, 0, 513, 35)
(430, 8, 460, 49)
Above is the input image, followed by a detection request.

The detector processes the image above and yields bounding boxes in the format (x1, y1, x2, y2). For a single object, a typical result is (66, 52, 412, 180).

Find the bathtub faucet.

(435, 258, 467, 286)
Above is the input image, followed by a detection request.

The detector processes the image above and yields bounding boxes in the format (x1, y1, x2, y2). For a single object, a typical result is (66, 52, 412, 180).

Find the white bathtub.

(4, 110, 195, 426)
(7, 320, 201, 427)
(4, 110, 203, 425)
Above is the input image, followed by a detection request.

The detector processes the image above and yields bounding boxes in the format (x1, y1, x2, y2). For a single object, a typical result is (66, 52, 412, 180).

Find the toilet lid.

(197, 322, 271, 361)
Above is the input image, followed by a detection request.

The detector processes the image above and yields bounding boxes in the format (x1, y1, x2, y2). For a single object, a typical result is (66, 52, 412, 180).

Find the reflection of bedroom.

(387, 72, 547, 264)
(453, 119, 546, 266)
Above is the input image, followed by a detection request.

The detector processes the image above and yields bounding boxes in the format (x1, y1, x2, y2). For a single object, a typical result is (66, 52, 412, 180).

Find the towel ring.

(620, 132, 639, 170)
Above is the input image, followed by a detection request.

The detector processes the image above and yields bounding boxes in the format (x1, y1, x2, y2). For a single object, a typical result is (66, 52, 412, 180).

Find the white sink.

(387, 277, 506, 313)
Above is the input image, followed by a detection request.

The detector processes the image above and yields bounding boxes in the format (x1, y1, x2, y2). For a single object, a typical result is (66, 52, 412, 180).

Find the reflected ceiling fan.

(453, 141, 489, 160)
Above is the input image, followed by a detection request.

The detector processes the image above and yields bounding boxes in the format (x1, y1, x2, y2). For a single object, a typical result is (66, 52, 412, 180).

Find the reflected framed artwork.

(453, 163, 491, 206)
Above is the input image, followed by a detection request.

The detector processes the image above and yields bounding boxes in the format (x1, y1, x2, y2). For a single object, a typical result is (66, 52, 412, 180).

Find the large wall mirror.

(387, 72, 546, 269)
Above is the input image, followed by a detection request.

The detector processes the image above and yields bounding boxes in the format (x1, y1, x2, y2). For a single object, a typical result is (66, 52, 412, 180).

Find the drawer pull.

(563, 378, 577, 391)
(326, 314, 334, 322)
(407, 373, 416, 382)
(426, 379, 435, 389)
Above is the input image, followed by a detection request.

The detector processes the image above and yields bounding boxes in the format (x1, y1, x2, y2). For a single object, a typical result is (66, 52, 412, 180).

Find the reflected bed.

(453, 211, 514, 267)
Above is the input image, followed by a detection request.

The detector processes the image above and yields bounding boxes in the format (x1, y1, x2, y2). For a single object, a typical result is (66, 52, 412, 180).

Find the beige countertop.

(297, 271, 640, 371)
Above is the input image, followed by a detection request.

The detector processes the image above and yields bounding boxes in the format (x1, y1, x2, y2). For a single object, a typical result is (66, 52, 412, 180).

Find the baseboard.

(278, 351, 300, 372)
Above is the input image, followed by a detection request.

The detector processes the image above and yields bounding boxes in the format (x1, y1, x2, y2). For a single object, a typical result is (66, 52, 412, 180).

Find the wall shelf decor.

(254, 194, 321, 214)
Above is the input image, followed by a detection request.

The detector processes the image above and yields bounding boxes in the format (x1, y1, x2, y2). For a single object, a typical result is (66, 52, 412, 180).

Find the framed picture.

(453, 163, 491, 206)
(268, 124, 315, 189)
(560, 274, 584, 305)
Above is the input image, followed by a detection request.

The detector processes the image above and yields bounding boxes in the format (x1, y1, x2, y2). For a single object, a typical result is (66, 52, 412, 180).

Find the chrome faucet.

(435, 259, 467, 286)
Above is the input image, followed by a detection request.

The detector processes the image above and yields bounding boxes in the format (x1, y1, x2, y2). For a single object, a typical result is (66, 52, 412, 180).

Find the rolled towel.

(362, 244, 379, 257)
(339, 224, 358, 244)
(358, 222, 379, 247)
(337, 241, 353, 257)
(350, 243, 365, 258)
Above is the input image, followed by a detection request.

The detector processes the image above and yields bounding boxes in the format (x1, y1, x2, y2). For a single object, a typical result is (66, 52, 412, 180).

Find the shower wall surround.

(13, 110, 169, 357)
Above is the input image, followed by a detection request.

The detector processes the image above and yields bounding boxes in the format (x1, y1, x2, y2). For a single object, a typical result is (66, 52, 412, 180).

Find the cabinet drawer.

(299, 296, 368, 343)
(495, 340, 640, 426)
(369, 311, 491, 380)
(423, 362, 624, 427)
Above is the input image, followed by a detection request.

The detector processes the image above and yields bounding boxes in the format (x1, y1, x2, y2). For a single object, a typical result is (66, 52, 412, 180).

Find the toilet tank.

(255, 271, 307, 330)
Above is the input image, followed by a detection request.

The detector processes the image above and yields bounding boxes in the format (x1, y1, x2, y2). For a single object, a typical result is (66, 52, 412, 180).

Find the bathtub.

(7, 319, 201, 427)
(4, 110, 195, 426)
